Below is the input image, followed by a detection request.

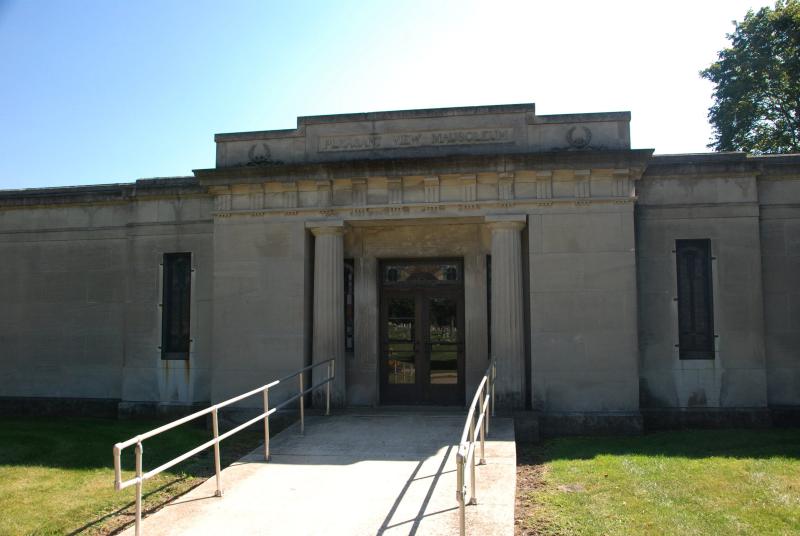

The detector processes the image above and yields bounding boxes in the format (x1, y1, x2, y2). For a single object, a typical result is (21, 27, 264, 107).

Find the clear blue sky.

(0, 0, 770, 189)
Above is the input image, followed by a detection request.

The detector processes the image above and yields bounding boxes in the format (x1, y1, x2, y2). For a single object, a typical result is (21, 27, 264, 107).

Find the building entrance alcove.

(379, 259, 465, 406)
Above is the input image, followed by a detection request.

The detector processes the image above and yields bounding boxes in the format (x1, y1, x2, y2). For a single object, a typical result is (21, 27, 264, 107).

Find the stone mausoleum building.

(1, 103, 798, 434)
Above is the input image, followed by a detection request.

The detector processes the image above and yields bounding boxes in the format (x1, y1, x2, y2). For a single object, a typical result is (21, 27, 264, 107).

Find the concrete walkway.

(123, 412, 515, 536)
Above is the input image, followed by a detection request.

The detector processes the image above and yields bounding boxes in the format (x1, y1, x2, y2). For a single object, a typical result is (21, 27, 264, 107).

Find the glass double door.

(380, 288, 465, 405)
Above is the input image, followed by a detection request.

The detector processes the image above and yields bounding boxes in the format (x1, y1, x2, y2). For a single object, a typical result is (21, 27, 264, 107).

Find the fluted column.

(487, 214, 527, 408)
(308, 221, 346, 407)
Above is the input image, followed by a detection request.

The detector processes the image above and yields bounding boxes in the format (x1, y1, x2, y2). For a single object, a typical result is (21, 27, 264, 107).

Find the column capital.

(306, 220, 346, 236)
(485, 214, 526, 232)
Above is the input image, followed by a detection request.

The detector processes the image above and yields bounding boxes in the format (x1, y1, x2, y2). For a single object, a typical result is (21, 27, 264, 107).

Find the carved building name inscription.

(318, 127, 514, 153)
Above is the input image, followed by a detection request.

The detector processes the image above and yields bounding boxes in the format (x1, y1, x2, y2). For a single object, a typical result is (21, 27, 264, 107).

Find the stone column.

(308, 221, 346, 407)
(487, 214, 527, 408)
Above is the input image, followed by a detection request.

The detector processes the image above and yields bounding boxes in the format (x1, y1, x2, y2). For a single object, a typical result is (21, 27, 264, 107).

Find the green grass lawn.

(516, 429, 800, 536)
(0, 416, 264, 536)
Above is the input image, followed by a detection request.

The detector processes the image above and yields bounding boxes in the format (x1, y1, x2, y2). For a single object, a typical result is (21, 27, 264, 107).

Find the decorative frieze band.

(209, 168, 640, 216)
(498, 172, 515, 201)
(213, 187, 232, 211)
(387, 177, 403, 204)
(424, 176, 440, 203)
(613, 168, 631, 197)
(461, 174, 477, 202)
(535, 170, 553, 199)
(352, 178, 367, 207)
(281, 181, 297, 208)
(574, 169, 591, 198)
(317, 180, 332, 207)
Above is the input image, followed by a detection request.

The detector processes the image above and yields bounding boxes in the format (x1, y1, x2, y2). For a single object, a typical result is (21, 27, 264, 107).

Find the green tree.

(701, 1, 800, 153)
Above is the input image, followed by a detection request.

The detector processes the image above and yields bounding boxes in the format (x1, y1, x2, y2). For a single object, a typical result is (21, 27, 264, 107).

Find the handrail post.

(113, 444, 122, 491)
(134, 441, 143, 536)
(211, 408, 223, 497)
(479, 393, 486, 465)
(326, 361, 331, 416)
(263, 388, 271, 461)
(485, 380, 491, 436)
(456, 452, 465, 536)
(491, 359, 497, 417)
(468, 417, 477, 505)
(299, 371, 305, 435)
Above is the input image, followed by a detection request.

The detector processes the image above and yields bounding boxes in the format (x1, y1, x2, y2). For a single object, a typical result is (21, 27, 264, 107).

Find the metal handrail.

(455, 357, 496, 536)
(113, 358, 335, 536)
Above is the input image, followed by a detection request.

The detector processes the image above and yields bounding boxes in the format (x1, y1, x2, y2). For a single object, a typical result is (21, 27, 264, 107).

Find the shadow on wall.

(519, 428, 800, 462)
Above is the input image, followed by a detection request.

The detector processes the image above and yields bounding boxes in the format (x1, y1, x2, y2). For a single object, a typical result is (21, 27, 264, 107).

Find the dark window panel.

(486, 254, 492, 360)
(162, 252, 192, 360)
(345, 258, 355, 353)
(676, 240, 714, 359)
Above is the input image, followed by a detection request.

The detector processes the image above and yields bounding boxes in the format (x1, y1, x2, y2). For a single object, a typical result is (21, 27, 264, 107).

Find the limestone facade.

(0, 103, 798, 431)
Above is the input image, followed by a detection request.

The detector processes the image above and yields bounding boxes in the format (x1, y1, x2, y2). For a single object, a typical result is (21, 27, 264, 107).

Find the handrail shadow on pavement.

(377, 444, 455, 535)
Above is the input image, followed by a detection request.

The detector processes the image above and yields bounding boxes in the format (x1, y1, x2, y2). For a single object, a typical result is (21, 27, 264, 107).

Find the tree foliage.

(701, 1, 800, 153)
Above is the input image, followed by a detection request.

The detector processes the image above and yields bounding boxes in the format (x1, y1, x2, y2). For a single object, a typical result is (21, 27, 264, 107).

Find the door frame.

(378, 258, 465, 406)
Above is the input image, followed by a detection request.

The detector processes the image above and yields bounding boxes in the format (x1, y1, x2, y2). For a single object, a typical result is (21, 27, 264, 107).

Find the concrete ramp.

(122, 413, 515, 536)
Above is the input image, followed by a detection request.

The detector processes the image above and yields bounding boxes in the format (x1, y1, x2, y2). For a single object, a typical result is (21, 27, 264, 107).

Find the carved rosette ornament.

(566, 126, 592, 149)
(247, 143, 272, 165)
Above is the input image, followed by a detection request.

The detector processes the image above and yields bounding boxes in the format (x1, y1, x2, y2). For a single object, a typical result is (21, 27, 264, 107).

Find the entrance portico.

(322, 218, 497, 408)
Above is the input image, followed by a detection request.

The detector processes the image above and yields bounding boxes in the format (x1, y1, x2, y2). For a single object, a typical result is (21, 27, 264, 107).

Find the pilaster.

(307, 220, 346, 407)
(486, 214, 527, 408)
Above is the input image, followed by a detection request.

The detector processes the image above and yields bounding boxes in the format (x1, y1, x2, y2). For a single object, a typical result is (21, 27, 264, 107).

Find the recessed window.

(486, 254, 492, 359)
(676, 240, 715, 360)
(161, 253, 192, 360)
(345, 259, 354, 353)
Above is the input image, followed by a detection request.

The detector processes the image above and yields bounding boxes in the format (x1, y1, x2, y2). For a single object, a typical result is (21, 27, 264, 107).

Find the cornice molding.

(194, 149, 654, 186)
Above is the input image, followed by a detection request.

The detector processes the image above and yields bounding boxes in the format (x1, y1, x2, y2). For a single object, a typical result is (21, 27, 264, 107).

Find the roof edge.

(0, 176, 200, 202)
(214, 103, 537, 142)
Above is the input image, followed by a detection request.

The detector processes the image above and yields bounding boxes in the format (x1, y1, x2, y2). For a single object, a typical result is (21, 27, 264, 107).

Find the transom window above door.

(383, 261, 461, 286)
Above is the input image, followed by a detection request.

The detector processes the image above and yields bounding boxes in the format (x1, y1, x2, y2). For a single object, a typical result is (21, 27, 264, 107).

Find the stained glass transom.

(383, 263, 460, 285)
